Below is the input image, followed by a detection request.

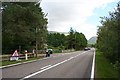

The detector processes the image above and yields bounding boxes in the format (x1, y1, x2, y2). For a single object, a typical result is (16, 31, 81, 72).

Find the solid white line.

(0, 51, 87, 69)
(20, 52, 86, 80)
(41, 65, 51, 70)
(90, 49, 95, 80)
(0, 62, 22, 69)
(0, 59, 40, 69)
(0, 57, 51, 69)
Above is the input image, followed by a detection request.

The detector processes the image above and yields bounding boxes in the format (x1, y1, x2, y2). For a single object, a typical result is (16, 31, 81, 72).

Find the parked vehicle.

(84, 47, 90, 51)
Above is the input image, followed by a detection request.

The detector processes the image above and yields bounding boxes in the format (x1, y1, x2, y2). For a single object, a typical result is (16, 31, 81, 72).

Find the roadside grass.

(0, 57, 42, 67)
(95, 51, 118, 79)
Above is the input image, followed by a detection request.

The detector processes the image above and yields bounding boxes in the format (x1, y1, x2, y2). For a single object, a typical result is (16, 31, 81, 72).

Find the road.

(2, 49, 95, 79)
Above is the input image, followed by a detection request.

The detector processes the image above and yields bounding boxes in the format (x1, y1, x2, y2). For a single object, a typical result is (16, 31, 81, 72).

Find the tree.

(2, 2, 48, 54)
(74, 32, 87, 50)
(66, 27, 75, 49)
(47, 33, 66, 48)
(66, 27, 87, 50)
(97, 1, 120, 74)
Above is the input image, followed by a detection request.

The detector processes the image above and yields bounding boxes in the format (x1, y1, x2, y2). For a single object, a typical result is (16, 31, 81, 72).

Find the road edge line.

(0, 51, 84, 69)
(90, 49, 95, 80)
(0, 57, 50, 69)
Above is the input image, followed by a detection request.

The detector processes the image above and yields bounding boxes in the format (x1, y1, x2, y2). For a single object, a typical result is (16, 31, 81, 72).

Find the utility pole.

(36, 27, 38, 57)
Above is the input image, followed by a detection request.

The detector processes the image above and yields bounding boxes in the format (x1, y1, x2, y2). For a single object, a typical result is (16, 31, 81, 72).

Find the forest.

(2, 2, 87, 54)
(2, 2, 48, 53)
(97, 2, 120, 74)
(47, 28, 87, 51)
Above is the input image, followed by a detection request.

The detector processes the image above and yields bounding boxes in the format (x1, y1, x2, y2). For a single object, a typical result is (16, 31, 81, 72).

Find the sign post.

(10, 50, 19, 61)
(25, 50, 28, 60)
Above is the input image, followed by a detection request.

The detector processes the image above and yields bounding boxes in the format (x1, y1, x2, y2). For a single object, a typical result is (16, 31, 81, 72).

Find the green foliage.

(47, 33, 66, 48)
(65, 27, 87, 50)
(2, 2, 48, 53)
(66, 27, 75, 49)
(47, 28, 87, 51)
(74, 32, 87, 50)
(97, 1, 120, 74)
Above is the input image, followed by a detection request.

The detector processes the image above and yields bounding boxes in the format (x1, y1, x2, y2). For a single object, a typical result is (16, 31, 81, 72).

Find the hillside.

(48, 31, 69, 36)
(88, 36, 97, 44)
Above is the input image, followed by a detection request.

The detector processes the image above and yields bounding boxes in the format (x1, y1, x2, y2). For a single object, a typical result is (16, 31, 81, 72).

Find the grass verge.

(95, 51, 118, 79)
(0, 57, 42, 67)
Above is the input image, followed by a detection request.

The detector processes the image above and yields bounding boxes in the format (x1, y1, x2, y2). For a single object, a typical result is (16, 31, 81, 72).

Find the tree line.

(47, 28, 87, 51)
(2, 2, 48, 54)
(97, 2, 120, 74)
(2, 2, 87, 54)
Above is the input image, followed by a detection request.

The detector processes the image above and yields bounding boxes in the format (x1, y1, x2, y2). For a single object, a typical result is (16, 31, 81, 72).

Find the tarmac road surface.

(2, 49, 95, 79)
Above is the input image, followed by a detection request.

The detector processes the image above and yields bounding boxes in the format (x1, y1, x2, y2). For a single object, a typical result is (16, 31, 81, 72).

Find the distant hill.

(48, 31, 69, 36)
(48, 31, 58, 34)
(88, 36, 97, 44)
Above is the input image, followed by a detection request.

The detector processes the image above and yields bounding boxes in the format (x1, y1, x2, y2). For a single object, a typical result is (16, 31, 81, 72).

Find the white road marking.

(0, 57, 50, 69)
(1, 51, 84, 69)
(20, 51, 87, 80)
(1, 60, 38, 69)
(20, 59, 69, 80)
(69, 57, 74, 60)
(90, 49, 95, 80)
(74, 51, 86, 58)
(0, 63, 22, 69)
(41, 65, 52, 70)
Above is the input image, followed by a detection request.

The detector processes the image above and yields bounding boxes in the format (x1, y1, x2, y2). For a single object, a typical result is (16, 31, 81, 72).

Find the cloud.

(41, 0, 118, 39)
(75, 24, 98, 39)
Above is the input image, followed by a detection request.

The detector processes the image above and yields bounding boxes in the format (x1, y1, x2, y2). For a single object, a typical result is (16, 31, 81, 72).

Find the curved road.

(2, 49, 95, 79)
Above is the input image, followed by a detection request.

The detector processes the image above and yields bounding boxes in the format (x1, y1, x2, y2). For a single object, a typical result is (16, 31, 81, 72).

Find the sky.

(40, 0, 119, 40)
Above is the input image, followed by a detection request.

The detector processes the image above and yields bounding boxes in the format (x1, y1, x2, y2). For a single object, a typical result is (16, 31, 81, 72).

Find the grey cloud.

(46, 2, 76, 21)
(41, 2, 78, 29)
